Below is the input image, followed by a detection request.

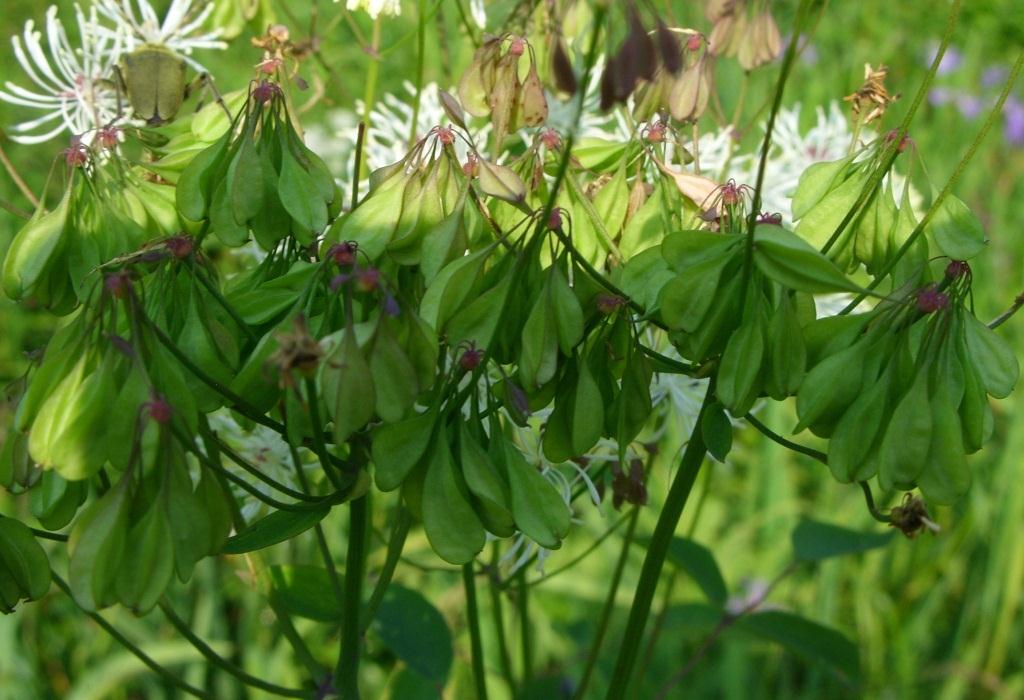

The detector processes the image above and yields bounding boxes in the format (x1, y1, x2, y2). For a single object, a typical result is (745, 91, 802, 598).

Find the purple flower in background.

(929, 87, 953, 106)
(982, 65, 1009, 88)
(956, 94, 983, 120)
(1005, 96, 1024, 146)
(924, 42, 963, 76)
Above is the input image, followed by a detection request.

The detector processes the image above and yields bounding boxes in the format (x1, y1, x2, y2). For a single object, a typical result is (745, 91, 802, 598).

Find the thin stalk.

(334, 495, 369, 698)
(361, 504, 412, 632)
(0, 139, 39, 206)
(464, 564, 489, 700)
(842, 51, 1023, 314)
(989, 291, 1024, 329)
(288, 443, 345, 608)
(143, 314, 285, 433)
(0, 198, 29, 218)
(305, 377, 345, 491)
(158, 601, 311, 698)
(202, 426, 317, 502)
(488, 545, 516, 694)
(742, 0, 812, 301)
(605, 387, 714, 699)
(744, 412, 828, 464)
(187, 261, 257, 342)
(573, 506, 641, 700)
(516, 567, 532, 684)
(407, 0, 427, 148)
(51, 573, 213, 700)
(361, 17, 382, 130)
(29, 528, 68, 542)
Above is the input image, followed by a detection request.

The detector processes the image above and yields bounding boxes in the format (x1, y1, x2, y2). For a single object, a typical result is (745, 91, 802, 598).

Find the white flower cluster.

(0, 0, 224, 144)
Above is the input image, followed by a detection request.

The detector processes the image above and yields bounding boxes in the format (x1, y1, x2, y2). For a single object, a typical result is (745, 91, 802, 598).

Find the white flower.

(469, 0, 486, 28)
(92, 0, 225, 72)
(0, 5, 122, 144)
(340, 0, 402, 19)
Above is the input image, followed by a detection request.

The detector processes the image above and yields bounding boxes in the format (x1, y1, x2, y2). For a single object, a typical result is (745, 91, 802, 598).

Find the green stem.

(51, 573, 213, 700)
(573, 506, 641, 700)
(158, 601, 311, 697)
(842, 50, 1023, 313)
(305, 377, 345, 491)
(143, 314, 285, 434)
(516, 568, 532, 684)
(605, 388, 714, 699)
(488, 546, 516, 694)
(335, 496, 369, 698)
(187, 261, 257, 343)
(743, 0, 812, 300)
(464, 564, 489, 700)
(744, 412, 828, 464)
(361, 504, 411, 632)
(288, 443, 345, 609)
(408, 0, 427, 148)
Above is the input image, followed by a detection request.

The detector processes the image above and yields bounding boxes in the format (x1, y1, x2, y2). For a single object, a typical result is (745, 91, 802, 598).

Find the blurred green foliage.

(0, 1, 1022, 698)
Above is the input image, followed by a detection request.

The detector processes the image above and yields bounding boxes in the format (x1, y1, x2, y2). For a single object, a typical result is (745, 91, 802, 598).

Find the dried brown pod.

(656, 21, 683, 74)
(550, 37, 578, 95)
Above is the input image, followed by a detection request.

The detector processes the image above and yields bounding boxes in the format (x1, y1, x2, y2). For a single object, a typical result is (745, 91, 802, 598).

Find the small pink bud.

(145, 394, 173, 424)
(104, 272, 132, 299)
(64, 138, 88, 167)
(917, 285, 949, 313)
(548, 208, 563, 230)
(945, 260, 969, 279)
(459, 345, 484, 371)
(721, 181, 740, 206)
(356, 267, 380, 293)
(540, 128, 562, 150)
(165, 235, 194, 259)
(328, 241, 358, 266)
(268, 24, 290, 43)
(97, 127, 120, 150)
(645, 122, 667, 143)
(686, 34, 703, 52)
(253, 80, 282, 104)
(756, 212, 783, 226)
(596, 293, 626, 315)
(436, 126, 455, 145)
(509, 37, 526, 57)
(257, 56, 283, 74)
(463, 154, 479, 177)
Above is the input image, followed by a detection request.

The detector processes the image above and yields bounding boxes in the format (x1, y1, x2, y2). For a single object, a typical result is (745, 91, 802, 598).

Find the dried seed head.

(612, 459, 648, 510)
(270, 315, 323, 383)
(845, 64, 901, 124)
(889, 494, 941, 538)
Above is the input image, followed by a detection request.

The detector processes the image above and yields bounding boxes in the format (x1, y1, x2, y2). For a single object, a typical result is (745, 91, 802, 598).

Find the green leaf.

(754, 225, 861, 294)
(222, 505, 330, 554)
(927, 194, 986, 261)
(737, 610, 860, 682)
(269, 565, 341, 622)
(792, 518, 894, 562)
(374, 585, 453, 683)
(666, 537, 728, 607)
(279, 150, 327, 241)
(701, 403, 733, 462)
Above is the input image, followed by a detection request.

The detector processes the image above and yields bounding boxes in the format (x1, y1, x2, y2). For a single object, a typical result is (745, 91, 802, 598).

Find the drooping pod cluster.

(797, 263, 1018, 503)
(2, 146, 178, 313)
(176, 81, 340, 250)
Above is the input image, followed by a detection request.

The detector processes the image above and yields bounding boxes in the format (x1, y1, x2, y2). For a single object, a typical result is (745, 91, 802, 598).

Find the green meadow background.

(0, 1, 1022, 698)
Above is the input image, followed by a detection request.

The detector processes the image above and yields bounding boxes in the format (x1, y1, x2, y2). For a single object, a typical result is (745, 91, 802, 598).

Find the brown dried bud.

(551, 37, 578, 95)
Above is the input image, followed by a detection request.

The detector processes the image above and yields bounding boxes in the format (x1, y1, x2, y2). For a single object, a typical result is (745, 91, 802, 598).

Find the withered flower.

(844, 64, 901, 124)
(269, 315, 323, 386)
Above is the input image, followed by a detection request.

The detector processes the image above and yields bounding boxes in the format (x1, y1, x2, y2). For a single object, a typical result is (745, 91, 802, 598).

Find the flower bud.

(916, 285, 949, 313)
(459, 345, 484, 371)
(356, 267, 380, 293)
(945, 260, 970, 279)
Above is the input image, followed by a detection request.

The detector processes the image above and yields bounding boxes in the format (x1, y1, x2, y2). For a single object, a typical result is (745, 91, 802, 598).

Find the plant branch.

(158, 600, 311, 697)
(0, 138, 39, 207)
(334, 495, 369, 698)
(744, 412, 828, 464)
(464, 564, 490, 700)
(51, 573, 213, 700)
(606, 385, 714, 698)
(989, 291, 1024, 329)
(360, 504, 411, 632)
